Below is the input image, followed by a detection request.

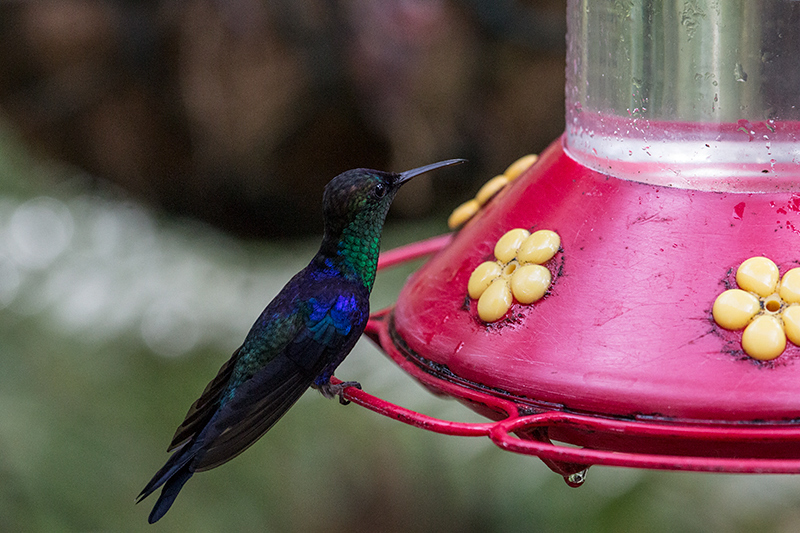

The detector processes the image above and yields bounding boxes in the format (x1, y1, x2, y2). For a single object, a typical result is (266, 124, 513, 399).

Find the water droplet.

(565, 469, 588, 487)
(734, 63, 748, 82)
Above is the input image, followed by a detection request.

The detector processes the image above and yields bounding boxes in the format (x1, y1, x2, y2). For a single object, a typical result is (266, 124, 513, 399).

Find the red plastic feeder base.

(339, 137, 800, 481)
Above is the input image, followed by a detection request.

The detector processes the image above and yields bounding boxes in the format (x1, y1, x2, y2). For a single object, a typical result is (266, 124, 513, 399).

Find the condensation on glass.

(564, 0, 800, 191)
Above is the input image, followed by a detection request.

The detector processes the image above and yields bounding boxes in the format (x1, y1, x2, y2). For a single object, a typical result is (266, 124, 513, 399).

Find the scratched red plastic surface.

(392, 137, 800, 424)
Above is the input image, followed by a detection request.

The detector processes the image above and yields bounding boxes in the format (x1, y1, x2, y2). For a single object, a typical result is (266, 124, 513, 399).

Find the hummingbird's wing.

(194, 294, 364, 471)
(168, 347, 242, 451)
(193, 350, 317, 471)
(164, 289, 364, 472)
(137, 294, 360, 521)
(137, 312, 309, 520)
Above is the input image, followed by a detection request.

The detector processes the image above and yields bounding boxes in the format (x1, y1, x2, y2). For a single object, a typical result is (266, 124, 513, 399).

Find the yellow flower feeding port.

(714, 258, 800, 360)
(467, 228, 561, 322)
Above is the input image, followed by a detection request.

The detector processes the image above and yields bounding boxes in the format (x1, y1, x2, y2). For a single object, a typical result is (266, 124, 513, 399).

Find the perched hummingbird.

(137, 158, 464, 523)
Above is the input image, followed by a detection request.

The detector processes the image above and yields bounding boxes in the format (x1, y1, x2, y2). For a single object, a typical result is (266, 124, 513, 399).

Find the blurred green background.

(1, 1, 800, 532)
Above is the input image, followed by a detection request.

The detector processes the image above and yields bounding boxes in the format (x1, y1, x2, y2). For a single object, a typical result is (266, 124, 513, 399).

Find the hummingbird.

(137, 158, 465, 523)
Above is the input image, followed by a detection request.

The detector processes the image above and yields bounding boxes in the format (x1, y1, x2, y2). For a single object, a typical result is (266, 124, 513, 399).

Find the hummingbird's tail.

(137, 440, 198, 523)
(145, 463, 194, 523)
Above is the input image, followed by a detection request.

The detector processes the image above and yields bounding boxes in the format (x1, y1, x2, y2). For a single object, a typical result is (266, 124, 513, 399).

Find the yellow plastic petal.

(510, 264, 551, 304)
(782, 305, 800, 346)
(494, 228, 530, 263)
(477, 278, 512, 322)
(475, 175, 510, 205)
(779, 267, 800, 304)
(712, 289, 760, 330)
(736, 256, 779, 297)
(468, 261, 502, 299)
(503, 154, 539, 181)
(741, 315, 786, 360)
(447, 199, 480, 229)
(517, 230, 561, 265)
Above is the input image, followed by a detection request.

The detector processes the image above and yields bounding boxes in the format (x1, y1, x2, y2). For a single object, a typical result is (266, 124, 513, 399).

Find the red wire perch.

(332, 378, 495, 438)
(333, 236, 800, 476)
(376, 233, 453, 270)
(491, 413, 800, 474)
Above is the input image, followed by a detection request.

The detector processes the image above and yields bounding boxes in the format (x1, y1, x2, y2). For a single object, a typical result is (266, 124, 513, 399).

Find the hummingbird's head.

(319, 159, 464, 286)
(322, 158, 465, 238)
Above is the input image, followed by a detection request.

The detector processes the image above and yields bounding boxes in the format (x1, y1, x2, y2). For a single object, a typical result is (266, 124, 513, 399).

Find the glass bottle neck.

(563, 0, 800, 191)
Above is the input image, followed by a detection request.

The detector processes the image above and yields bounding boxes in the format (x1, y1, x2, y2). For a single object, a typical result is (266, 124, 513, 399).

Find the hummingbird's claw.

(337, 381, 362, 405)
(316, 379, 361, 404)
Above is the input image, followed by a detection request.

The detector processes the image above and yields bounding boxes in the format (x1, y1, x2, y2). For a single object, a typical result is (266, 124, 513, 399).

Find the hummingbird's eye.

(374, 181, 387, 198)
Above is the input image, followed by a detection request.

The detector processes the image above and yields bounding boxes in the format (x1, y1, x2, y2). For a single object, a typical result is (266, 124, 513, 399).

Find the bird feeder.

(338, 0, 800, 483)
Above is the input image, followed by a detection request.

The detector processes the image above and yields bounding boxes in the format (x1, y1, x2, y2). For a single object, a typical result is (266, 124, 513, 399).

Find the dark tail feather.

(147, 465, 194, 523)
(137, 442, 198, 523)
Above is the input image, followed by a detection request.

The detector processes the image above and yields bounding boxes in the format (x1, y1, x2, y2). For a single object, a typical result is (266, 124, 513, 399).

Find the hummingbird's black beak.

(395, 158, 466, 186)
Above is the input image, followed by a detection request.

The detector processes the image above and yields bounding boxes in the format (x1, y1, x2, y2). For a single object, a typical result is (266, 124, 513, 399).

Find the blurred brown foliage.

(0, 0, 565, 237)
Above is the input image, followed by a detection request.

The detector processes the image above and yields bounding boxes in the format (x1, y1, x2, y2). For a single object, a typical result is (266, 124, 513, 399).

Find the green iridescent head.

(320, 159, 465, 287)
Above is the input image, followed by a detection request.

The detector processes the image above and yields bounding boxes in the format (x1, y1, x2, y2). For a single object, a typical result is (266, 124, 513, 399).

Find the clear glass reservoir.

(564, 0, 800, 191)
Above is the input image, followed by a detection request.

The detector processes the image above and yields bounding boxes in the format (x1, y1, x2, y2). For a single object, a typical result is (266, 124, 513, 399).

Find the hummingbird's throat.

(336, 213, 384, 290)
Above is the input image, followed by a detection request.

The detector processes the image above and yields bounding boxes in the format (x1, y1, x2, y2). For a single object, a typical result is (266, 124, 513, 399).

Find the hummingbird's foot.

(315, 380, 361, 404)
